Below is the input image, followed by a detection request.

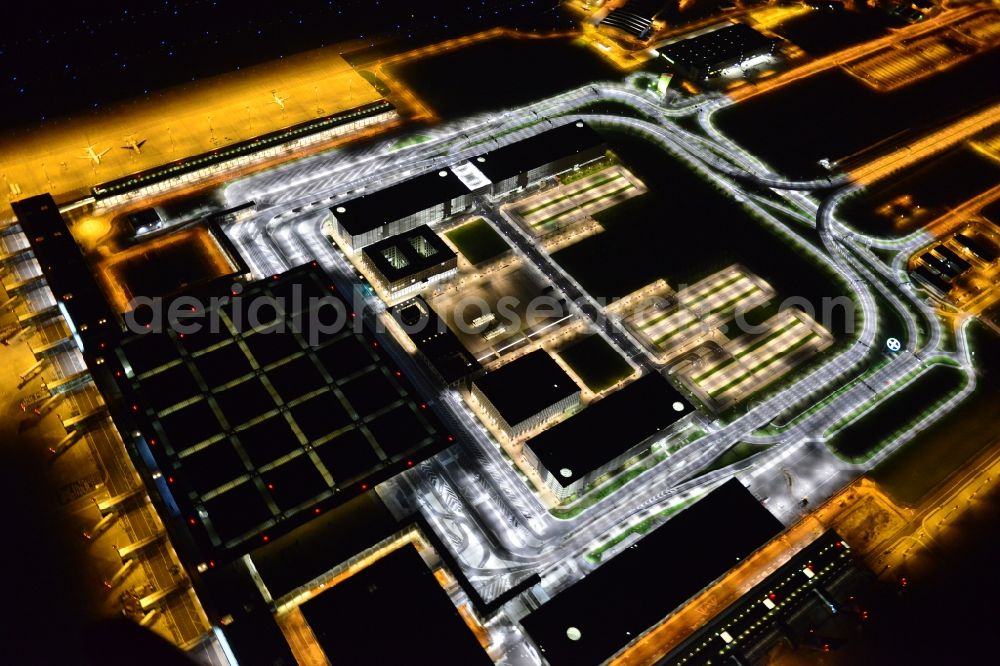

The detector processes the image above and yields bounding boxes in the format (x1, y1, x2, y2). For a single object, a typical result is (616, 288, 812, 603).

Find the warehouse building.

(470, 349, 580, 439)
(660, 23, 777, 80)
(522, 373, 694, 499)
(360, 225, 458, 297)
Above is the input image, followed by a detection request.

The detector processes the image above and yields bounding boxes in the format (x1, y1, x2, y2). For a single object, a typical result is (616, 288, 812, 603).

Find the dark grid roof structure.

(113, 263, 448, 562)
(299, 544, 493, 665)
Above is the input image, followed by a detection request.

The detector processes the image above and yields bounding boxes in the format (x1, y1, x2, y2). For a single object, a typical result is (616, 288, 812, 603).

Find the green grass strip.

(653, 316, 699, 346)
(733, 319, 799, 360)
(693, 356, 736, 384)
(705, 285, 760, 318)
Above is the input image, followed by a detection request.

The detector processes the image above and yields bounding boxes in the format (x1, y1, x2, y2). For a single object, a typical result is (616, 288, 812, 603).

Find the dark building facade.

(324, 121, 608, 249)
(522, 373, 694, 499)
(391, 296, 481, 385)
(471, 349, 580, 439)
(360, 224, 457, 297)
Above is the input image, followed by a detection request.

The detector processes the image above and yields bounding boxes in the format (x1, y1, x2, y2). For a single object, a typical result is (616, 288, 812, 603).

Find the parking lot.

(679, 308, 833, 410)
(510, 166, 645, 237)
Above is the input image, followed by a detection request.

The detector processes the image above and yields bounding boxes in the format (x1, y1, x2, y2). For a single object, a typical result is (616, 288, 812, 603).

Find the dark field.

(871, 324, 1000, 504)
(389, 37, 620, 119)
(830, 364, 967, 460)
(772, 7, 899, 57)
(557, 333, 634, 392)
(839, 147, 1000, 237)
(445, 218, 511, 265)
(715, 48, 1000, 179)
(0, 1, 564, 131)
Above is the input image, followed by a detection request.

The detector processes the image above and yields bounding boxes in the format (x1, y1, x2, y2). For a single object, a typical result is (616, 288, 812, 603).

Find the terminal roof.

(113, 263, 447, 563)
(331, 167, 472, 236)
(525, 373, 694, 486)
(472, 349, 578, 427)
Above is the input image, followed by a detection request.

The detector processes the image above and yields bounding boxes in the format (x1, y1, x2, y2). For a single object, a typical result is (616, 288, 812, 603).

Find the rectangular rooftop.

(330, 167, 474, 237)
(361, 224, 457, 285)
(472, 349, 579, 428)
(524, 373, 694, 487)
(299, 544, 492, 665)
(521, 478, 784, 666)
(471, 120, 606, 184)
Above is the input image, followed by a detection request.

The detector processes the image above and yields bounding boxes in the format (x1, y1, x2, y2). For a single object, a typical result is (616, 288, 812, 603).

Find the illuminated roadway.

(209, 76, 976, 662)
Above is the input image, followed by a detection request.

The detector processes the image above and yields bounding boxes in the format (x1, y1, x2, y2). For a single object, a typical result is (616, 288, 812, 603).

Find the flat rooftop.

(299, 544, 492, 665)
(472, 349, 578, 427)
(472, 120, 606, 184)
(392, 296, 481, 384)
(112, 263, 447, 562)
(521, 478, 784, 666)
(249, 493, 399, 601)
(524, 373, 694, 487)
(361, 224, 456, 284)
(660, 23, 775, 71)
(330, 167, 472, 237)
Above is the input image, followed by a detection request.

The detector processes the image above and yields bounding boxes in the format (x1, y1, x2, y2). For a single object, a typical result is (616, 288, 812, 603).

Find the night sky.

(0, 0, 565, 130)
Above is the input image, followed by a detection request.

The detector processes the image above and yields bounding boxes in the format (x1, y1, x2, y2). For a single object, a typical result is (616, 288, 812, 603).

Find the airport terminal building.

(469, 120, 607, 196)
(522, 373, 695, 499)
(326, 121, 607, 250)
(470, 349, 581, 440)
